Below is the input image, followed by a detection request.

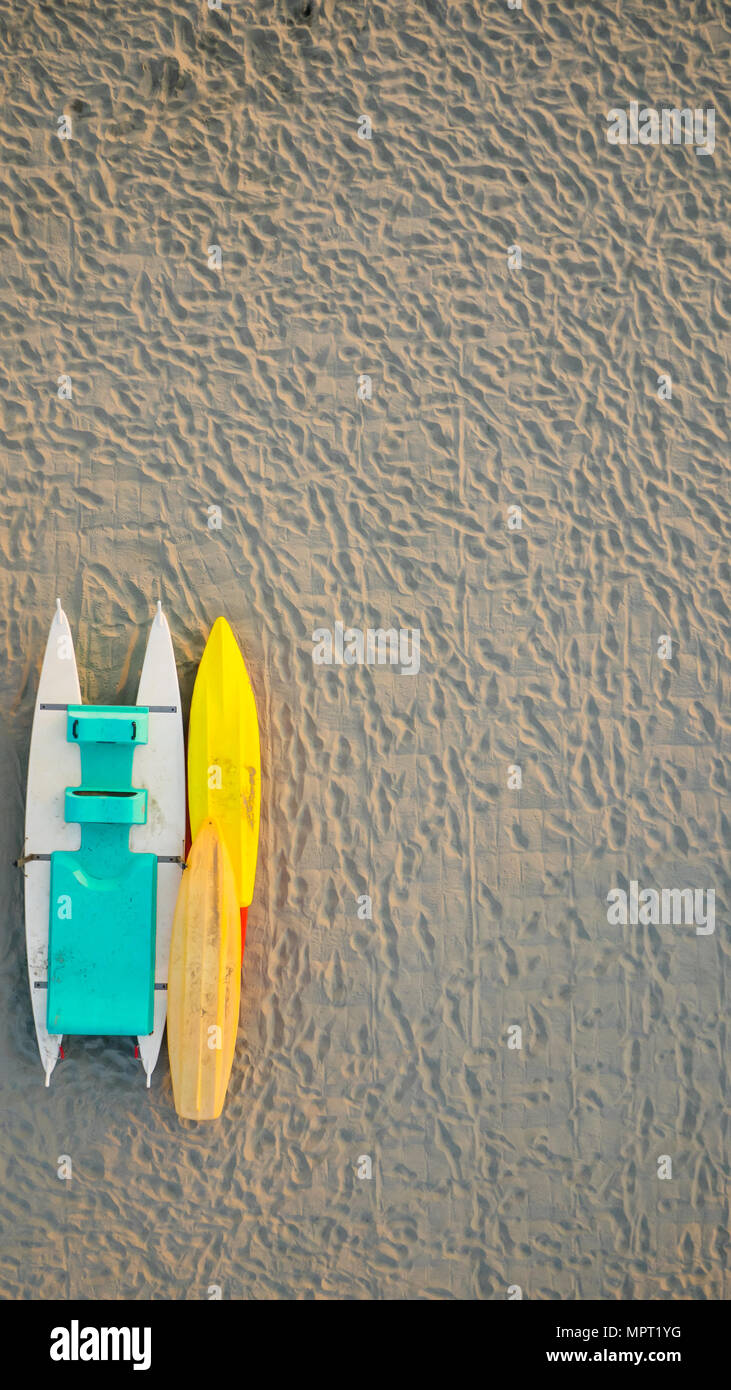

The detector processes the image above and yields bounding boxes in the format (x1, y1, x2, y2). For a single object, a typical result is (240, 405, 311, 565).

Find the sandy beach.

(0, 0, 728, 1299)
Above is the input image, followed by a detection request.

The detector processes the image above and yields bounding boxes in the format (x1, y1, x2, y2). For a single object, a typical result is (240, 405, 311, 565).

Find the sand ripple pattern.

(0, 1, 728, 1298)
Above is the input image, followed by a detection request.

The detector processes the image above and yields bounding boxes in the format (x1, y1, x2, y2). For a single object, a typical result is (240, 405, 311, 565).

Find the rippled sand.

(0, 1, 728, 1299)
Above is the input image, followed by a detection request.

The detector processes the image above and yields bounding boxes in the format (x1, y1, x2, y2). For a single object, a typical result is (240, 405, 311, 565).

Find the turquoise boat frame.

(47, 705, 157, 1036)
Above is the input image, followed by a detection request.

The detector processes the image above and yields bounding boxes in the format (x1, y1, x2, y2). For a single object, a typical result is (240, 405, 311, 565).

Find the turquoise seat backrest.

(47, 705, 157, 1036)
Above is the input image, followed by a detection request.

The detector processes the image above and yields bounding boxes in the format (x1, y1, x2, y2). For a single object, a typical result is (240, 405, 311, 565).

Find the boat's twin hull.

(23, 602, 184, 1085)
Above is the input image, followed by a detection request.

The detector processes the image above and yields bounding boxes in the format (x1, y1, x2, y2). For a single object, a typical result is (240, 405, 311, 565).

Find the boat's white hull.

(24, 600, 81, 1084)
(23, 600, 184, 1087)
(130, 603, 185, 1084)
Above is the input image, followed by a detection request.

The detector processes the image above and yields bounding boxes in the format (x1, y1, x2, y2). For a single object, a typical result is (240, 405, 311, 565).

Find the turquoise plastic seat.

(47, 705, 157, 1036)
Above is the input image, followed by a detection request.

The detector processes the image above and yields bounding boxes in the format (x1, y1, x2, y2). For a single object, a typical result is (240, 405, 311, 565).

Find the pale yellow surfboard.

(167, 820, 241, 1120)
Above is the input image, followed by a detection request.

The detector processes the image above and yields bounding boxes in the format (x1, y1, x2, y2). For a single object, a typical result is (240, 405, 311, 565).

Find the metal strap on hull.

(36, 980, 167, 990)
(40, 703, 177, 713)
(18, 852, 183, 865)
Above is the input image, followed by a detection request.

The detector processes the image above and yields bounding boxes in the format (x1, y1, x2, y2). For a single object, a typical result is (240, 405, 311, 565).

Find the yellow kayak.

(188, 617, 261, 910)
(167, 819, 241, 1120)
